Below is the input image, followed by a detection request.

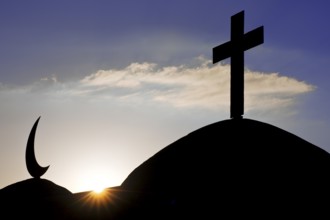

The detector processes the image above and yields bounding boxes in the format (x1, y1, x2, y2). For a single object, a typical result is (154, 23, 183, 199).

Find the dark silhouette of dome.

(0, 178, 72, 198)
(0, 178, 73, 219)
(120, 118, 330, 218)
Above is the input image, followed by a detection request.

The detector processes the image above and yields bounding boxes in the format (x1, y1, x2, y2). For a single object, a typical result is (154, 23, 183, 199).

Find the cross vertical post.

(213, 11, 264, 119)
(231, 11, 244, 119)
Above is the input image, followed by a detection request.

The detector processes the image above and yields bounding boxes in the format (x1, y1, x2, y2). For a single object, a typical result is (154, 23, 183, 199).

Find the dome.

(120, 118, 330, 217)
(0, 178, 73, 218)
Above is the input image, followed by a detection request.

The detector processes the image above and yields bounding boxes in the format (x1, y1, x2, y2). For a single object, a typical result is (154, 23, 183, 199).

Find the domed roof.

(120, 119, 330, 216)
(0, 178, 73, 218)
(0, 178, 72, 198)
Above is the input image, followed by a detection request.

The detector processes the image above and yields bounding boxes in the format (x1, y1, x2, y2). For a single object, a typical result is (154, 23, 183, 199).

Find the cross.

(213, 11, 264, 119)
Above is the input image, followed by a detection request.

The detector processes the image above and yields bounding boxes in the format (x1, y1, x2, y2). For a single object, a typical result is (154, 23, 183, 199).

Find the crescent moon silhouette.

(25, 116, 49, 178)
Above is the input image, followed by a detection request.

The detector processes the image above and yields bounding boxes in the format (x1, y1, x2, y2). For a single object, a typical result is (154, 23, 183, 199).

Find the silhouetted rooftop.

(119, 118, 330, 218)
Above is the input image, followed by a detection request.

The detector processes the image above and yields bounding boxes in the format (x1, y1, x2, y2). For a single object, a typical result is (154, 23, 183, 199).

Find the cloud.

(0, 58, 315, 114)
(79, 58, 315, 112)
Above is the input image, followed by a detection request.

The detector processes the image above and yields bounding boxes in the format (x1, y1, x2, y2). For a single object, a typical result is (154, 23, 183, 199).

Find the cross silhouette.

(213, 11, 264, 119)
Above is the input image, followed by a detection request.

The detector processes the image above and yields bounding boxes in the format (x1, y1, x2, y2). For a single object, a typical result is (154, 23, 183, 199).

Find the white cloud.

(79, 59, 314, 112)
(0, 58, 315, 114)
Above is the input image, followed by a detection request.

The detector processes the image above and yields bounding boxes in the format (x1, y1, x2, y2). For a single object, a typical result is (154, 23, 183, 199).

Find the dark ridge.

(0, 178, 73, 219)
(119, 118, 330, 217)
(0, 178, 72, 198)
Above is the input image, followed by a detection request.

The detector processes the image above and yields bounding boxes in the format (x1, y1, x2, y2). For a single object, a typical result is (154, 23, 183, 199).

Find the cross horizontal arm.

(212, 26, 264, 64)
(212, 41, 232, 64)
(242, 26, 264, 52)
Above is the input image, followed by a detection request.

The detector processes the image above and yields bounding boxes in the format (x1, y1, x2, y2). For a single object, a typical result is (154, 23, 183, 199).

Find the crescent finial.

(25, 116, 49, 178)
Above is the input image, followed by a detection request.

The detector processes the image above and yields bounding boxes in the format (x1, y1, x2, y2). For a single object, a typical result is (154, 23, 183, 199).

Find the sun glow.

(80, 188, 115, 209)
(76, 171, 113, 193)
(85, 177, 109, 194)
(92, 184, 106, 194)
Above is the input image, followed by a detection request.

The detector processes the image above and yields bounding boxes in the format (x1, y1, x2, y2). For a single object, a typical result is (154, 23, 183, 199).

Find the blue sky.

(0, 0, 330, 193)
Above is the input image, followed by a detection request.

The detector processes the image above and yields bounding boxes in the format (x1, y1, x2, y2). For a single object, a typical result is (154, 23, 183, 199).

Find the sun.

(75, 171, 112, 193)
(85, 177, 109, 194)
(92, 183, 106, 194)
(72, 165, 123, 193)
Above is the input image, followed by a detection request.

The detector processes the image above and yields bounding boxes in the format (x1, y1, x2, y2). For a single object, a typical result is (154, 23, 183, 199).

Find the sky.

(0, 0, 330, 193)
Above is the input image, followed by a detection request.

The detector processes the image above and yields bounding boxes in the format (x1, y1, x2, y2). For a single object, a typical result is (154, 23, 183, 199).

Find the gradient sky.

(0, 0, 330, 193)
